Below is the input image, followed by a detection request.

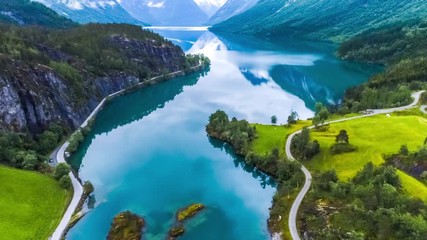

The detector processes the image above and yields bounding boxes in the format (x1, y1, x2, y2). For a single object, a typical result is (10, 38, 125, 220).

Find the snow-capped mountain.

(208, 0, 258, 25)
(118, 0, 209, 26)
(33, 0, 146, 24)
(194, 0, 227, 17)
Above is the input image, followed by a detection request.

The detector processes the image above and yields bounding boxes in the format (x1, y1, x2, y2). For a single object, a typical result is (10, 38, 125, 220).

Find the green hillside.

(0, 0, 76, 28)
(0, 165, 71, 240)
(337, 20, 427, 112)
(212, 0, 427, 42)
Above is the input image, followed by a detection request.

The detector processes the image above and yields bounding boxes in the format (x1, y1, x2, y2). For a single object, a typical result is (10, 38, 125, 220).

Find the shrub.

(330, 143, 357, 154)
(66, 130, 84, 154)
(59, 175, 72, 189)
(54, 163, 70, 180)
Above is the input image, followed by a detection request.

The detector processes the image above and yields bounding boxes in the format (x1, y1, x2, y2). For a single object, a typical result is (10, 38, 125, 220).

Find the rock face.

(0, 31, 189, 134)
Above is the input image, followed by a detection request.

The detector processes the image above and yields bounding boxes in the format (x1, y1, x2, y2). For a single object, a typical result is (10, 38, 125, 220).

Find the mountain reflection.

(186, 31, 380, 110)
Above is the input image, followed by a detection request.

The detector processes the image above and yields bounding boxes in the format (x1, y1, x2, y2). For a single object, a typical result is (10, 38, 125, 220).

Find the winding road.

(286, 91, 425, 240)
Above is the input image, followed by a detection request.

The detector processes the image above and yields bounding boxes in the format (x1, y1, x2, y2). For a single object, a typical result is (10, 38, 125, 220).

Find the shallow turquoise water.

(67, 28, 380, 239)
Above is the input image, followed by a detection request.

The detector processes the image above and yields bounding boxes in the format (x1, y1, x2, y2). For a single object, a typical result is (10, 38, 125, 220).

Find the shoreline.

(49, 61, 208, 240)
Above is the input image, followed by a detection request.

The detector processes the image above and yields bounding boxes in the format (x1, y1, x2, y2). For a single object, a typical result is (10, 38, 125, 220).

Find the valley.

(0, 0, 426, 240)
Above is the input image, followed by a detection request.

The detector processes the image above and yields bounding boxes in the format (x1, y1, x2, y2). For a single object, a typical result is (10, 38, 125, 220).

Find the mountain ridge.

(208, 0, 258, 25)
(0, 0, 76, 28)
(33, 0, 147, 25)
(212, 0, 427, 42)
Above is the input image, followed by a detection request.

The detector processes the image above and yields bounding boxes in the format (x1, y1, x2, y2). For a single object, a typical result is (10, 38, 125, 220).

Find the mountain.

(0, 23, 206, 134)
(194, 0, 226, 17)
(207, 0, 258, 25)
(0, 0, 76, 28)
(33, 0, 146, 25)
(118, 0, 209, 26)
(212, 0, 427, 42)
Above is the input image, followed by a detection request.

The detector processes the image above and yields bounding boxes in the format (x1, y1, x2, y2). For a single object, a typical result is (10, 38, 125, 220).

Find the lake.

(67, 27, 380, 240)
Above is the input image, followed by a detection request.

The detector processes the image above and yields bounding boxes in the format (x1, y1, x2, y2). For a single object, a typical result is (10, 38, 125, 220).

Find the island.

(107, 211, 145, 240)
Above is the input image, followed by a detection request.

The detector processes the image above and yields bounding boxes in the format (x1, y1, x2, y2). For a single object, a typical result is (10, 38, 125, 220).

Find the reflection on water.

(184, 31, 381, 110)
(67, 27, 381, 240)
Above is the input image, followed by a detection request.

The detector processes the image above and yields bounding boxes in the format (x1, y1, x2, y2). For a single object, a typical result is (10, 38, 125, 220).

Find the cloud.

(147, 1, 165, 8)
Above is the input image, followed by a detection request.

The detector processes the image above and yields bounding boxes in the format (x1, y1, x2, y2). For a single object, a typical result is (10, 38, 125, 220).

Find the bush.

(37, 130, 59, 155)
(330, 143, 357, 154)
(291, 128, 320, 160)
(83, 181, 94, 195)
(59, 175, 72, 189)
(54, 163, 70, 180)
(22, 152, 39, 170)
(66, 130, 84, 154)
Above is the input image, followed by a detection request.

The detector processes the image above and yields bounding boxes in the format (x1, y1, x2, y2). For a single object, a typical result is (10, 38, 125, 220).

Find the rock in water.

(168, 226, 185, 239)
(177, 203, 205, 222)
(107, 211, 144, 240)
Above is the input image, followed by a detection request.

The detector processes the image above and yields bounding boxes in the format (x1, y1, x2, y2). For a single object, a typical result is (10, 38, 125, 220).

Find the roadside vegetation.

(0, 165, 71, 240)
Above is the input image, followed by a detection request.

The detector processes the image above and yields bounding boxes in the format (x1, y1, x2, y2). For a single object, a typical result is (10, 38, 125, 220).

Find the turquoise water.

(67, 28, 380, 239)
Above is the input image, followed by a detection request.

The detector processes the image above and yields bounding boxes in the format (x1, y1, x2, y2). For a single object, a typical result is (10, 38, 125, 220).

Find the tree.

(22, 152, 38, 170)
(54, 163, 70, 180)
(399, 144, 409, 155)
(336, 130, 349, 144)
(59, 175, 72, 189)
(66, 130, 84, 153)
(83, 181, 94, 195)
(271, 115, 278, 124)
(315, 102, 324, 115)
(287, 111, 299, 125)
(38, 130, 58, 155)
(313, 102, 329, 128)
(207, 110, 229, 134)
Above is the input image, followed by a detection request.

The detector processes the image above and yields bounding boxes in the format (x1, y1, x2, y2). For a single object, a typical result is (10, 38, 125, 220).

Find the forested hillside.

(212, 0, 427, 42)
(0, 0, 76, 28)
(34, 0, 145, 25)
(0, 23, 208, 171)
(336, 20, 427, 112)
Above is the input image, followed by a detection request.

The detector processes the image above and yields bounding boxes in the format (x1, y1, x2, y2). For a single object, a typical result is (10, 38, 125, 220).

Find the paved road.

(286, 91, 424, 240)
(49, 140, 84, 240)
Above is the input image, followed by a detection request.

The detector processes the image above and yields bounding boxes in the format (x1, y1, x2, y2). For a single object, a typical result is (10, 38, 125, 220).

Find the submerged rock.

(107, 211, 144, 240)
(168, 226, 185, 239)
(177, 203, 205, 222)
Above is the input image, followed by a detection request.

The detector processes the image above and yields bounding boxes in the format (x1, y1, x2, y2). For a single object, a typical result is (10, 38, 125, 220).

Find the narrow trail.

(286, 91, 425, 240)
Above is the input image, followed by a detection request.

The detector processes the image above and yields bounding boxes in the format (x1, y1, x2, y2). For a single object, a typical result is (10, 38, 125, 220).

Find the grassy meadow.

(0, 165, 71, 240)
(250, 121, 311, 156)
(306, 114, 427, 201)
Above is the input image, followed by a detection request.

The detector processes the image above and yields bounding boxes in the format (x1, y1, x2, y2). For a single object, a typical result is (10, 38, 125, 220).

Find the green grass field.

(251, 121, 311, 156)
(306, 114, 427, 201)
(0, 165, 72, 240)
(249, 121, 311, 238)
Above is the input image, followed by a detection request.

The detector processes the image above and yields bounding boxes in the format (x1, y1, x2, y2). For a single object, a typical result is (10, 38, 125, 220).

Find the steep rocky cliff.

(0, 24, 203, 134)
